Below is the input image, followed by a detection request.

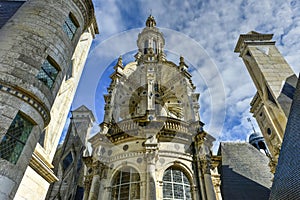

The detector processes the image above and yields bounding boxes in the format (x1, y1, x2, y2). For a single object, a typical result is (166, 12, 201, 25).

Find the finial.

(114, 55, 123, 70)
(180, 56, 185, 63)
(247, 118, 256, 133)
(146, 15, 156, 27)
(179, 55, 188, 69)
(117, 56, 122, 66)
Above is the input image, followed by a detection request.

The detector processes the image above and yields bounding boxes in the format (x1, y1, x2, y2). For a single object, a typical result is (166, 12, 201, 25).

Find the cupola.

(136, 15, 165, 61)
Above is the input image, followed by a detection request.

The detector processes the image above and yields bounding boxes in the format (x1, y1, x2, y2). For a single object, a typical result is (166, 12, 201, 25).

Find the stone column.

(88, 175, 100, 200)
(145, 150, 158, 200)
(83, 176, 92, 200)
(211, 174, 222, 200)
(200, 158, 216, 200)
(197, 159, 207, 200)
(88, 161, 102, 200)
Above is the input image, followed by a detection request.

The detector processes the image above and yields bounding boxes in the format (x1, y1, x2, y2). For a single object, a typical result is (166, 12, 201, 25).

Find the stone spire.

(110, 56, 124, 80)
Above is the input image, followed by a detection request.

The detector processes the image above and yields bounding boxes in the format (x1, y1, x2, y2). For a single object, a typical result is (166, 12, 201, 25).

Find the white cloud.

(74, 0, 300, 153)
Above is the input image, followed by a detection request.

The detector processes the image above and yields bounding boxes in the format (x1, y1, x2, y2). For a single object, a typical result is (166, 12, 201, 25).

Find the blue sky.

(70, 0, 300, 151)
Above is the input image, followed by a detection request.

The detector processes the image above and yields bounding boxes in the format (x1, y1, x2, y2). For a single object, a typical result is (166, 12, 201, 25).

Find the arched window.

(111, 166, 141, 200)
(163, 167, 192, 200)
(153, 40, 157, 54)
(144, 40, 149, 54)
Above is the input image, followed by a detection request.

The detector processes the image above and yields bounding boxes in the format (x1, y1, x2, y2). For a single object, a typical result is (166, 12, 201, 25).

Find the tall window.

(163, 167, 192, 200)
(62, 152, 73, 171)
(36, 57, 59, 89)
(153, 40, 157, 54)
(63, 13, 79, 40)
(0, 112, 34, 164)
(111, 167, 141, 200)
(144, 40, 149, 54)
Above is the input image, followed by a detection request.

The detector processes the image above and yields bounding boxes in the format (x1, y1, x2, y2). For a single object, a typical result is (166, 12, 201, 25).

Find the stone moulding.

(0, 82, 50, 125)
(100, 151, 145, 163)
(29, 153, 58, 183)
(74, 0, 99, 33)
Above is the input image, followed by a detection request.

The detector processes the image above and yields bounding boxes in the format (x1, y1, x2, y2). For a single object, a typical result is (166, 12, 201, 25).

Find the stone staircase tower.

(0, 1, 98, 199)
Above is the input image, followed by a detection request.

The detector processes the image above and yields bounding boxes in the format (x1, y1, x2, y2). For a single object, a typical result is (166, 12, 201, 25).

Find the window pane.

(0, 113, 34, 164)
(163, 183, 173, 198)
(163, 167, 192, 200)
(111, 186, 119, 200)
(172, 170, 182, 183)
(112, 171, 121, 185)
(62, 14, 78, 40)
(62, 152, 73, 170)
(36, 59, 59, 89)
(111, 167, 140, 200)
(130, 183, 140, 199)
(131, 172, 140, 182)
(183, 174, 189, 185)
(185, 185, 192, 200)
(63, 23, 74, 40)
(173, 183, 184, 199)
(36, 69, 54, 88)
(42, 61, 58, 80)
(163, 169, 171, 182)
(65, 17, 77, 34)
(121, 171, 130, 183)
(119, 184, 129, 200)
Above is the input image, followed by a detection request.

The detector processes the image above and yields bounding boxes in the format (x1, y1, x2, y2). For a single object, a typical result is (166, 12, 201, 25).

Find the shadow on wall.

(220, 166, 270, 200)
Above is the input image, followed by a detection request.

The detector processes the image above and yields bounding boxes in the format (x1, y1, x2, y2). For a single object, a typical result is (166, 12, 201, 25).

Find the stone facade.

(0, 0, 98, 199)
(234, 32, 297, 173)
(46, 106, 95, 200)
(84, 15, 221, 200)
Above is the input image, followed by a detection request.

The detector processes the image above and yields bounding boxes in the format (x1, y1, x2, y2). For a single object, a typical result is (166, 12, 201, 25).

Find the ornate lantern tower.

(85, 16, 220, 200)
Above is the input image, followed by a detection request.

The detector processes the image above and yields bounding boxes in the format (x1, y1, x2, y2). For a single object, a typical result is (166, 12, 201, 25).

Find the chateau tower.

(86, 16, 220, 200)
(234, 32, 297, 172)
(46, 106, 95, 200)
(0, 0, 98, 199)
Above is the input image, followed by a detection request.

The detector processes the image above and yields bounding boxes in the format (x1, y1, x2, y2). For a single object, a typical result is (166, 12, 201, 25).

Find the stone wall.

(0, 0, 98, 198)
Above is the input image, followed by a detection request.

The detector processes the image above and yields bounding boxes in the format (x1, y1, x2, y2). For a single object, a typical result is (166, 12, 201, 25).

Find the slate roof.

(270, 75, 300, 200)
(218, 142, 273, 200)
(0, 1, 25, 29)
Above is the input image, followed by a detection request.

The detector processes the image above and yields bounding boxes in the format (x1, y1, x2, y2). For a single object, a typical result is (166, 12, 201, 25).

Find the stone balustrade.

(108, 116, 194, 143)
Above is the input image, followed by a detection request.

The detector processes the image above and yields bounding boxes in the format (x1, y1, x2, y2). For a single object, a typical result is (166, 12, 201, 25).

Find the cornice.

(0, 82, 50, 125)
(29, 153, 58, 183)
